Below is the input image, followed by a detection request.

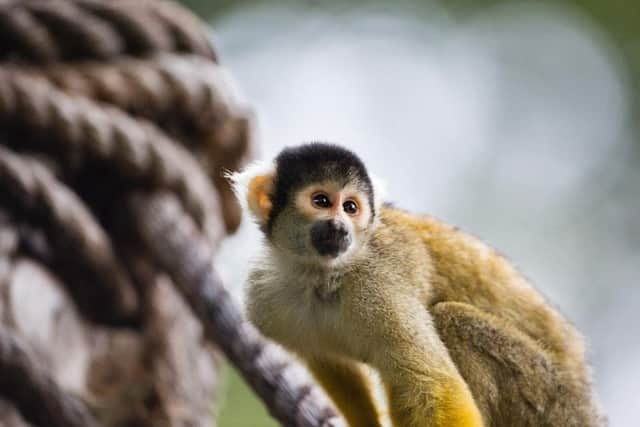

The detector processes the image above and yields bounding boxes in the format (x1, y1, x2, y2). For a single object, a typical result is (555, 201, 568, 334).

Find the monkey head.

(229, 143, 382, 267)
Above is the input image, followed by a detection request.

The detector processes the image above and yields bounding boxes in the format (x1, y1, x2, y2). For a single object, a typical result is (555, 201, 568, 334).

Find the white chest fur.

(245, 260, 363, 358)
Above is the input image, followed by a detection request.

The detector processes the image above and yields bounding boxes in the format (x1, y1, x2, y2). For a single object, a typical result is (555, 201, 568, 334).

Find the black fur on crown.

(267, 142, 375, 233)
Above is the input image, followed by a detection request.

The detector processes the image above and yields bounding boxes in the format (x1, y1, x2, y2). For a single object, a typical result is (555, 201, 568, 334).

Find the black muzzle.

(310, 220, 351, 258)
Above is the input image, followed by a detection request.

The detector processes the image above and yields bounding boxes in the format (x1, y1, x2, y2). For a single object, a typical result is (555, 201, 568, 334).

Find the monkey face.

(229, 144, 383, 267)
(268, 180, 374, 267)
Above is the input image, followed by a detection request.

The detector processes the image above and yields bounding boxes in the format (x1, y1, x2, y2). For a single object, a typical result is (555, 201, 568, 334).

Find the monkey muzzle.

(310, 220, 351, 258)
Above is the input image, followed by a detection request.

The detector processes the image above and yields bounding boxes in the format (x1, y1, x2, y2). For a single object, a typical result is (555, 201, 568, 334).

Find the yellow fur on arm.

(384, 368, 484, 427)
(306, 357, 385, 427)
(368, 295, 485, 427)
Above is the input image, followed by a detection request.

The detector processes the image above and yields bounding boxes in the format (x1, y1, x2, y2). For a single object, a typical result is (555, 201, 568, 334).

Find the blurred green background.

(180, 1, 640, 426)
(217, 366, 277, 427)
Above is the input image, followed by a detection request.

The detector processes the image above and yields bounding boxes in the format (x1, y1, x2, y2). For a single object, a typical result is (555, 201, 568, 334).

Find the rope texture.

(0, 0, 217, 62)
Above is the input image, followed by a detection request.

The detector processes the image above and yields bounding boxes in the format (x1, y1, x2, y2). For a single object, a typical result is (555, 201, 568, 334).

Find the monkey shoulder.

(377, 206, 524, 300)
(376, 207, 549, 312)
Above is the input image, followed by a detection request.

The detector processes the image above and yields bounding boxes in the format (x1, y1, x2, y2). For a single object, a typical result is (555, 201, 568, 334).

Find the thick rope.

(0, 145, 138, 325)
(128, 192, 346, 427)
(0, 326, 104, 427)
(14, 54, 244, 136)
(138, 0, 218, 60)
(9, 55, 252, 233)
(0, 0, 217, 62)
(0, 70, 225, 243)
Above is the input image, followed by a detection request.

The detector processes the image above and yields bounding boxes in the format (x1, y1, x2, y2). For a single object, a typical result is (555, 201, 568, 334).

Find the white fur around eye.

(225, 160, 275, 218)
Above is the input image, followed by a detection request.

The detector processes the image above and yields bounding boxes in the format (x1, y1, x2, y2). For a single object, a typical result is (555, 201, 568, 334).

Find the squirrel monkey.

(230, 143, 604, 427)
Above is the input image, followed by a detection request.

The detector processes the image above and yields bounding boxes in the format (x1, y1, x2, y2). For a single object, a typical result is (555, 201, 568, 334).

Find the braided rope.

(8, 54, 252, 232)
(15, 54, 244, 135)
(0, 0, 217, 62)
(0, 145, 138, 325)
(75, 0, 175, 55)
(0, 5, 61, 61)
(140, 0, 218, 60)
(129, 192, 346, 427)
(27, 54, 252, 233)
(0, 70, 225, 243)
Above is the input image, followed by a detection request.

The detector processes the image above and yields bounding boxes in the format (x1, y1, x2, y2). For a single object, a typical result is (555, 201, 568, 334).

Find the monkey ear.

(226, 161, 276, 225)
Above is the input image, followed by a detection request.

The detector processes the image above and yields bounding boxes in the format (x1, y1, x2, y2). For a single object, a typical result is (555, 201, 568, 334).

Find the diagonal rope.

(129, 192, 346, 427)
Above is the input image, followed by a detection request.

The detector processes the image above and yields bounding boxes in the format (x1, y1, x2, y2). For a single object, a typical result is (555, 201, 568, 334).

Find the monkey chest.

(248, 268, 389, 360)
(291, 283, 384, 360)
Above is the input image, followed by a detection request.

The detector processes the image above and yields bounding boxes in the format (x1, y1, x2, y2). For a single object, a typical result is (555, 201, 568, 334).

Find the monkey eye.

(311, 193, 331, 209)
(343, 200, 358, 215)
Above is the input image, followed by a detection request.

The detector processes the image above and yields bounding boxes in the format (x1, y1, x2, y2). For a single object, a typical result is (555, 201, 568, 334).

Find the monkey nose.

(334, 223, 348, 238)
(310, 220, 351, 258)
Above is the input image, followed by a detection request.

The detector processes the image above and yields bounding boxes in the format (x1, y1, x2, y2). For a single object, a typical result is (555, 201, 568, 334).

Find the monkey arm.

(378, 350, 484, 427)
(306, 357, 385, 427)
(363, 298, 484, 427)
(431, 301, 603, 427)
